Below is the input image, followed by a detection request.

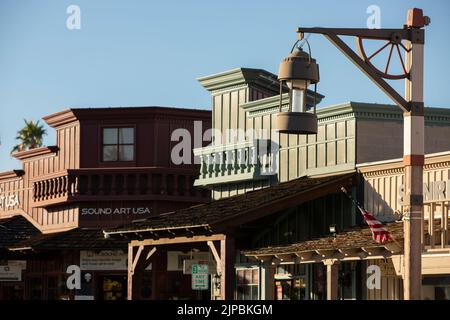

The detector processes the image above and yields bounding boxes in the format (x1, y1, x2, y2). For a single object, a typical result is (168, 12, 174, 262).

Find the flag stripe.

(358, 207, 392, 244)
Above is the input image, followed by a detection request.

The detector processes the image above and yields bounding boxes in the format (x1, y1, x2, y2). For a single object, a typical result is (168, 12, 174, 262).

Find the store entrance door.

(97, 275, 126, 300)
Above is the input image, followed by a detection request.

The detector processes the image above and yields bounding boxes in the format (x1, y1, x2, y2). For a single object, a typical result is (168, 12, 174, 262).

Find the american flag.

(341, 187, 392, 244)
(357, 206, 392, 244)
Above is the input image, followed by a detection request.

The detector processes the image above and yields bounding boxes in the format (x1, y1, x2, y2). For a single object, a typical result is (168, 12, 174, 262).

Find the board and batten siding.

(364, 259, 403, 300)
(0, 174, 26, 219)
(359, 151, 450, 222)
(20, 123, 81, 232)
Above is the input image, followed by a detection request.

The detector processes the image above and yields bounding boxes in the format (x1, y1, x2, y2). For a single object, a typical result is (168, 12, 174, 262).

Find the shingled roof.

(242, 221, 405, 261)
(0, 216, 40, 251)
(104, 172, 356, 237)
(9, 228, 128, 251)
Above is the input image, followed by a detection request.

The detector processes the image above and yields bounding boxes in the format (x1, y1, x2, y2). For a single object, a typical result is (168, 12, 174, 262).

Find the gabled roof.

(104, 172, 356, 238)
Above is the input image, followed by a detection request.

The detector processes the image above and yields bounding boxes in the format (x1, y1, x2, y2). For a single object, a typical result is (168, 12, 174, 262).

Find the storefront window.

(423, 276, 450, 300)
(102, 127, 135, 162)
(275, 264, 307, 300)
(236, 268, 259, 300)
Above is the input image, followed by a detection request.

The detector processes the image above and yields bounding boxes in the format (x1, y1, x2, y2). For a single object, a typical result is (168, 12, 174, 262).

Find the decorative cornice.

(198, 68, 281, 94)
(12, 146, 58, 160)
(359, 152, 450, 176)
(0, 170, 25, 180)
(42, 109, 77, 128)
(43, 106, 211, 127)
(362, 167, 405, 178)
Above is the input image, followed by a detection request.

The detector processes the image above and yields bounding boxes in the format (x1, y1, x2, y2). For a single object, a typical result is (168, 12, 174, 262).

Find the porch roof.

(104, 172, 356, 239)
(8, 228, 128, 252)
(242, 221, 405, 264)
(0, 216, 40, 251)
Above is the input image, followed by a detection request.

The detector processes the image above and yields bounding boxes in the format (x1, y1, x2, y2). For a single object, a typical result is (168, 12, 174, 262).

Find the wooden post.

(127, 243, 134, 300)
(220, 236, 235, 300)
(403, 39, 424, 300)
(324, 259, 340, 300)
(127, 244, 152, 300)
(260, 263, 275, 300)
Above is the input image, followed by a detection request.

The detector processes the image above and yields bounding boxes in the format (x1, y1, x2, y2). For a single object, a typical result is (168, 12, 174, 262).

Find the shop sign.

(398, 180, 450, 205)
(80, 250, 127, 270)
(191, 264, 209, 290)
(183, 259, 216, 274)
(81, 207, 151, 215)
(0, 261, 26, 282)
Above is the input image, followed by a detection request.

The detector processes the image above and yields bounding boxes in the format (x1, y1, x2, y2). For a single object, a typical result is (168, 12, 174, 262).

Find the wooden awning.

(242, 221, 405, 264)
(104, 172, 357, 240)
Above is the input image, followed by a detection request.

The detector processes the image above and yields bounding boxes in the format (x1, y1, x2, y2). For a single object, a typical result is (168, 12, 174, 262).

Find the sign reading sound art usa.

(81, 207, 151, 215)
(0, 188, 20, 211)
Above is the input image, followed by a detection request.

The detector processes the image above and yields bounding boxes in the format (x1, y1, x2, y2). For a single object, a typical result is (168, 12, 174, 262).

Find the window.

(102, 127, 135, 162)
(236, 268, 259, 300)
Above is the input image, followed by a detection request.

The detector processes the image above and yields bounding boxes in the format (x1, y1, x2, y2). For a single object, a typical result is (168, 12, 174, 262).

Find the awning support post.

(127, 243, 156, 300)
(324, 259, 340, 300)
(220, 236, 235, 300)
(261, 263, 275, 300)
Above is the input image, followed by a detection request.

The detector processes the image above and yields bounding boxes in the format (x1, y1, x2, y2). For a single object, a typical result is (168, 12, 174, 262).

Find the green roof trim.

(241, 98, 450, 124)
(197, 68, 281, 93)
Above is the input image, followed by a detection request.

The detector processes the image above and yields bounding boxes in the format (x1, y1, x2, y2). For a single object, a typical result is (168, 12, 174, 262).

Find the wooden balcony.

(193, 139, 277, 187)
(32, 167, 209, 207)
(423, 201, 450, 250)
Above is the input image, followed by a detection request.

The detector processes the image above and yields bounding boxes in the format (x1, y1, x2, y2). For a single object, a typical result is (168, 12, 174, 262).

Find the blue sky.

(0, 0, 449, 171)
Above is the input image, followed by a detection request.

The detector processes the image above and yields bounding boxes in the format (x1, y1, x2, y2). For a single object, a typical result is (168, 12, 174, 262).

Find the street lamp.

(275, 38, 320, 134)
(280, 8, 429, 300)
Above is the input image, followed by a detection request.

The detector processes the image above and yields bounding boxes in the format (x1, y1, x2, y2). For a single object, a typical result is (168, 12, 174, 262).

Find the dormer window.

(102, 127, 135, 162)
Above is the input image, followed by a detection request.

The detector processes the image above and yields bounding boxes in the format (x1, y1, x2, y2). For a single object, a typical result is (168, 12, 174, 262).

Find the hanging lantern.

(275, 38, 320, 134)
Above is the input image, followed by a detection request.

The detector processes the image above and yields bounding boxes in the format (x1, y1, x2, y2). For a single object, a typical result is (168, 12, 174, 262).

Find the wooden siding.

(364, 259, 403, 300)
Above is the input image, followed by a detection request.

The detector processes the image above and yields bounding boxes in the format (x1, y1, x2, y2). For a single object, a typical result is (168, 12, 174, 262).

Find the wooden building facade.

(0, 106, 211, 300)
(103, 67, 450, 301)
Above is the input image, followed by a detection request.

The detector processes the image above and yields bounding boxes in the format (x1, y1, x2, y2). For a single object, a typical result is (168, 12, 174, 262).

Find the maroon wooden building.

(0, 106, 211, 300)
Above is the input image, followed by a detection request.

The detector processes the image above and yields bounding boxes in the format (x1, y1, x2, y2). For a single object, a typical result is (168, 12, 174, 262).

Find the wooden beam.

(146, 247, 157, 260)
(207, 241, 221, 274)
(316, 249, 338, 259)
(295, 251, 315, 261)
(131, 245, 144, 274)
(361, 246, 385, 256)
(130, 234, 226, 247)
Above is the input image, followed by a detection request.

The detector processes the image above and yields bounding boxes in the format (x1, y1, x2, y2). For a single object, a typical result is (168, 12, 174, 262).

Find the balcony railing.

(423, 201, 450, 249)
(32, 167, 209, 207)
(193, 139, 276, 187)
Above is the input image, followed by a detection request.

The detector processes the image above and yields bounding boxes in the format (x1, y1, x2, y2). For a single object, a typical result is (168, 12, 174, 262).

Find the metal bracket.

(296, 27, 421, 113)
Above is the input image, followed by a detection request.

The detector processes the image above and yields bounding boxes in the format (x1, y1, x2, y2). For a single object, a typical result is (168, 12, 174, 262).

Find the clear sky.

(0, 0, 449, 171)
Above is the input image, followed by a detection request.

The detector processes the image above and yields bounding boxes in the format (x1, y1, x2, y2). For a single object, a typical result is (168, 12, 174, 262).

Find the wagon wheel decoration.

(356, 33, 411, 80)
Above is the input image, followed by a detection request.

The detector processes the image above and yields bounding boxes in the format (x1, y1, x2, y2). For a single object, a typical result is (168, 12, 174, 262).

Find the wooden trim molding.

(12, 146, 58, 160)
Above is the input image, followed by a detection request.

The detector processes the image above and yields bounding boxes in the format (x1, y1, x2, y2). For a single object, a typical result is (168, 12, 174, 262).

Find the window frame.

(101, 126, 136, 163)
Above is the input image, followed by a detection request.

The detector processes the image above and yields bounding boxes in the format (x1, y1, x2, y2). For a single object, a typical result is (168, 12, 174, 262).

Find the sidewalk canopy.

(242, 221, 405, 264)
(104, 172, 356, 239)
(8, 228, 128, 252)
